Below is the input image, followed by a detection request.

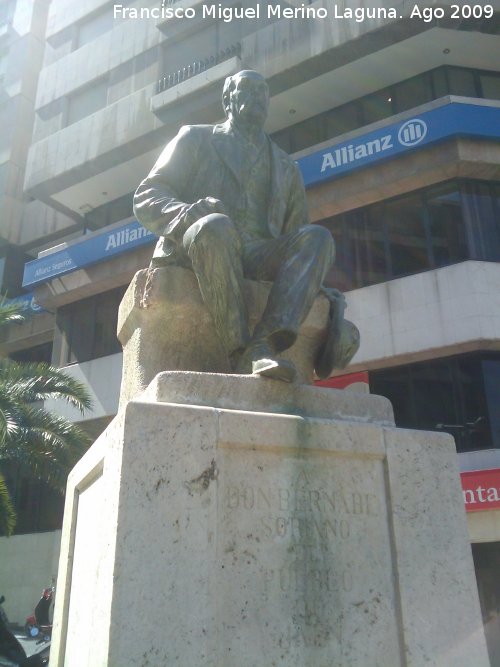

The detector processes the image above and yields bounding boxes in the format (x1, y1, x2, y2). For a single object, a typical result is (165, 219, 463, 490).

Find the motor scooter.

(24, 590, 53, 641)
(0, 596, 48, 667)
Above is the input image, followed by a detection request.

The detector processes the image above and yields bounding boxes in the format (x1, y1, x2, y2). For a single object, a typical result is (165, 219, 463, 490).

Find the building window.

(271, 66, 500, 153)
(319, 179, 497, 290)
(472, 542, 500, 667)
(1, 461, 65, 534)
(66, 79, 108, 127)
(370, 353, 500, 453)
(0, 0, 13, 24)
(479, 72, 500, 100)
(426, 184, 468, 267)
(482, 360, 500, 449)
(0, 246, 33, 297)
(446, 67, 479, 96)
(360, 88, 394, 125)
(83, 193, 133, 231)
(75, 6, 114, 50)
(461, 181, 500, 261)
(10, 342, 53, 364)
(383, 192, 431, 277)
(324, 101, 361, 143)
(392, 72, 433, 113)
(53, 286, 125, 366)
(0, 50, 7, 84)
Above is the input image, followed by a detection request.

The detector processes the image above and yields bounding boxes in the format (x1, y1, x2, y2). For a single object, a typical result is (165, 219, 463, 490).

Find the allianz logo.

(105, 225, 153, 251)
(320, 118, 428, 173)
(398, 119, 428, 147)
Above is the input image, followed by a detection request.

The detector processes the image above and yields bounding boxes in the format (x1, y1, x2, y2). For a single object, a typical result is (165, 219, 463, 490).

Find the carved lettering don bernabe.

(225, 483, 380, 517)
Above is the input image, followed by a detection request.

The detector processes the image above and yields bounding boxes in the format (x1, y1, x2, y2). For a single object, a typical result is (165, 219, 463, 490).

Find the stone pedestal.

(50, 374, 489, 667)
(117, 267, 330, 404)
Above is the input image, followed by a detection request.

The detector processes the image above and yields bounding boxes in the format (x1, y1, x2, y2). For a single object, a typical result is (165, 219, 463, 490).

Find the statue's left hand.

(184, 197, 227, 223)
(320, 286, 345, 307)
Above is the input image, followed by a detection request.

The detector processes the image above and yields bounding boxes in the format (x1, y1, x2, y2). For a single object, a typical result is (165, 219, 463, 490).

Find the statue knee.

(183, 213, 238, 254)
(300, 225, 335, 263)
(199, 213, 233, 234)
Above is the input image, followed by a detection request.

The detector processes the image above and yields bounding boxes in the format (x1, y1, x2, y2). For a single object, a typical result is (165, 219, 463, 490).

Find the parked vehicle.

(0, 596, 48, 666)
(24, 590, 53, 641)
(0, 597, 8, 627)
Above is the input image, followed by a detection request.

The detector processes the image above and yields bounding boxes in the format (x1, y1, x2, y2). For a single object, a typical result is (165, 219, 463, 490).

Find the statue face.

(228, 72, 269, 128)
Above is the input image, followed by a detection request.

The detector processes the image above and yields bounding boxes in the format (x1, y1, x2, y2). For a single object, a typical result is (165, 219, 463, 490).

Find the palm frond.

(2, 404, 91, 491)
(0, 298, 26, 328)
(0, 472, 16, 536)
(0, 301, 93, 530)
(0, 360, 92, 413)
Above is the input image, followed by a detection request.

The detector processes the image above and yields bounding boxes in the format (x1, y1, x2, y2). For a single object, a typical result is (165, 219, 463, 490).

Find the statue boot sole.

(252, 357, 296, 383)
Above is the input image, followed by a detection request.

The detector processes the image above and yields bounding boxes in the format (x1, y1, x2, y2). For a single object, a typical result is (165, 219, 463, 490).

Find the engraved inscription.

(222, 466, 386, 652)
(259, 515, 350, 541)
(225, 484, 380, 516)
(276, 562, 353, 593)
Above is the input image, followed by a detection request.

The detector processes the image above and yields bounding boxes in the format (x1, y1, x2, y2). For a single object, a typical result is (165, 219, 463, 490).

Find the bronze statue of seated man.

(134, 70, 355, 383)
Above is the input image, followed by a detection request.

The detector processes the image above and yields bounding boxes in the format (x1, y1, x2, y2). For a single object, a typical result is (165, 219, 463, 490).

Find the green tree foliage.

(0, 301, 92, 535)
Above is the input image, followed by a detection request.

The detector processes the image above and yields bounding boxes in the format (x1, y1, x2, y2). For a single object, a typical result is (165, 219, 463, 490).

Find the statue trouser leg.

(182, 213, 251, 355)
(244, 225, 335, 352)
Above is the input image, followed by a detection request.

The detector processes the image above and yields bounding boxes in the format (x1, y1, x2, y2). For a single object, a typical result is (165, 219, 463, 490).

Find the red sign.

(315, 371, 369, 390)
(461, 468, 500, 512)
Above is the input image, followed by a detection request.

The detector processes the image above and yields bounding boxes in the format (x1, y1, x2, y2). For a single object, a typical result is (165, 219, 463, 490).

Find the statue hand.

(185, 197, 226, 223)
(320, 286, 345, 307)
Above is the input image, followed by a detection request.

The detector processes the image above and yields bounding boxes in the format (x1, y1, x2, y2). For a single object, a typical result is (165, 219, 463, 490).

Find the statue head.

(222, 70, 269, 130)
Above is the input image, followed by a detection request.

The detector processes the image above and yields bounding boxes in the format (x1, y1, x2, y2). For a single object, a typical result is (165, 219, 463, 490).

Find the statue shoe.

(235, 340, 297, 383)
(251, 356, 296, 383)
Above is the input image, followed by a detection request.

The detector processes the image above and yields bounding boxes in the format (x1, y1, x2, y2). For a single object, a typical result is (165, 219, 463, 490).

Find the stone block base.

(117, 267, 330, 404)
(50, 374, 489, 667)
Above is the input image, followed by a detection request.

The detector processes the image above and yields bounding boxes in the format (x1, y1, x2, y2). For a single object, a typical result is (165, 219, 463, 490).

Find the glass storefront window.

(352, 209, 388, 287)
(447, 67, 479, 96)
(319, 180, 500, 291)
(425, 185, 467, 267)
(430, 67, 449, 98)
(479, 72, 500, 100)
(53, 286, 125, 366)
(411, 362, 458, 433)
(383, 193, 430, 277)
(292, 116, 324, 153)
(1, 461, 65, 534)
(369, 366, 414, 425)
(393, 73, 433, 113)
(360, 89, 393, 125)
(320, 216, 352, 292)
(452, 357, 491, 451)
(472, 543, 500, 667)
(10, 342, 53, 364)
(272, 128, 292, 153)
(482, 361, 500, 449)
(370, 354, 499, 453)
(462, 181, 500, 261)
(324, 101, 361, 140)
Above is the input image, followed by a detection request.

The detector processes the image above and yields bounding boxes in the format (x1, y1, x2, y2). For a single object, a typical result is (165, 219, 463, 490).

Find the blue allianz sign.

(23, 220, 155, 288)
(297, 101, 500, 187)
(7, 293, 44, 314)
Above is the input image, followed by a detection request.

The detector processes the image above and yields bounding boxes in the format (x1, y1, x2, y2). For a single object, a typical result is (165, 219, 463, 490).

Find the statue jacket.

(133, 120, 309, 263)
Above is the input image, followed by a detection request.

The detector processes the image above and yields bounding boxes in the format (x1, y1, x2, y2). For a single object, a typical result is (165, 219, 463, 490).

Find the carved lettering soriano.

(259, 515, 350, 543)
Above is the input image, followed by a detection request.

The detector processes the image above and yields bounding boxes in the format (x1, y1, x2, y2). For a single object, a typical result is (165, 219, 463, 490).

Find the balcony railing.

(155, 42, 241, 95)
